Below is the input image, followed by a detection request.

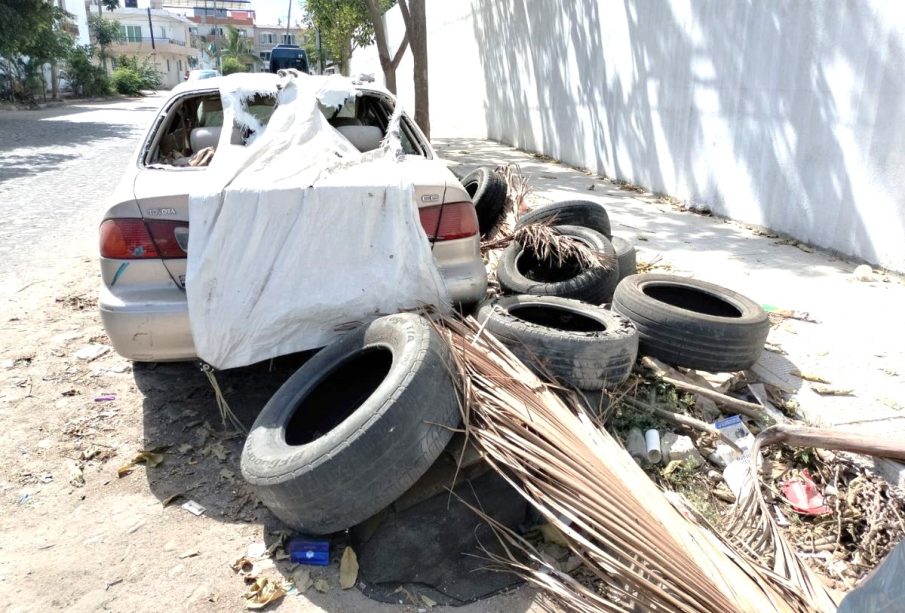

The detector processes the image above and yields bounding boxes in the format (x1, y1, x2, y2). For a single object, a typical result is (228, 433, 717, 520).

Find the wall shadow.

(470, 0, 905, 269)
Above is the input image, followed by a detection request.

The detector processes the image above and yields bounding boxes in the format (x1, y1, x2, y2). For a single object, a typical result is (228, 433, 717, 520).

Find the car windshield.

(146, 90, 422, 167)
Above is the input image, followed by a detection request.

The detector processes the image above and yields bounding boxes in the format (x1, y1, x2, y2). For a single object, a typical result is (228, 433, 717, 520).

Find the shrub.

(115, 55, 161, 90)
(65, 46, 111, 98)
(221, 57, 243, 75)
(111, 66, 144, 95)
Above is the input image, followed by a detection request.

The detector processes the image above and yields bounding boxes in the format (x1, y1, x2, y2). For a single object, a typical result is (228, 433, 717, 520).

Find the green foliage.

(115, 55, 161, 89)
(220, 25, 257, 68)
(0, 0, 75, 102)
(65, 46, 111, 97)
(220, 56, 244, 75)
(304, 0, 394, 73)
(89, 14, 123, 66)
(101, 0, 120, 11)
(110, 55, 162, 94)
(111, 66, 142, 94)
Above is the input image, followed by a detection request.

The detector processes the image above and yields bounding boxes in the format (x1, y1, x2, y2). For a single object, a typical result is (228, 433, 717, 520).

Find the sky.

(252, 0, 304, 27)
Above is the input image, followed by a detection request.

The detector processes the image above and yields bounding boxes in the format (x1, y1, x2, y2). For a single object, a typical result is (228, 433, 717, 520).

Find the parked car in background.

(268, 45, 309, 73)
(184, 69, 220, 81)
(98, 74, 487, 362)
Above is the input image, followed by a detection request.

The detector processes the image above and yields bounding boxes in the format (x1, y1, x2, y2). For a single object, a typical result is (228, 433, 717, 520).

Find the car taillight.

(146, 220, 189, 257)
(418, 201, 479, 241)
(100, 218, 188, 259)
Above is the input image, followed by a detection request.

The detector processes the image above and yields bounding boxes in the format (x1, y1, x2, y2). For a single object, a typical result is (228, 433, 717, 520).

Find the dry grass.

(483, 220, 616, 273)
(434, 316, 836, 613)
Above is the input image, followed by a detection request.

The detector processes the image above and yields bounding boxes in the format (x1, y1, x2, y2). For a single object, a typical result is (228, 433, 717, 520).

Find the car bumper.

(99, 255, 486, 363)
(99, 284, 196, 362)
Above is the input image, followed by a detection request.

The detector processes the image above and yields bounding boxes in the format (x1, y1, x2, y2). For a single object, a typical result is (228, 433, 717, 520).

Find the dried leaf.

(220, 468, 235, 482)
(313, 578, 329, 593)
(420, 594, 437, 608)
(339, 547, 358, 589)
(539, 523, 570, 547)
(177, 443, 193, 454)
(810, 384, 854, 396)
(792, 370, 830, 384)
(231, 556, 256, 577)
(161, 493, 183, 507)
(204, 442, 227, 461)
(242, 577, 285, 609)
(290, 567, 312, 593)
(116, 450, 164, 477)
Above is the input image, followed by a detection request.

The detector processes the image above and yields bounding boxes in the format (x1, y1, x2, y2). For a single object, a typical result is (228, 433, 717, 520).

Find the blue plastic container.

(286, 537, 331, 566)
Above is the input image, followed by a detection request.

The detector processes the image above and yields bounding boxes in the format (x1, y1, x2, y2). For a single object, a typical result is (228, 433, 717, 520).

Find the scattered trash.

(707, 442, 739, 468)
(781, 470, 831, 515)
(339, 546, 359, 589)
(117, 449, 164, 477)
(713, 415, 755, 454)
(644, 428, 661, 464)
(286, 537, 330, 566)
(73, 344, 111, 361)
(181, 500, 206, 516)
(178, 550, 200, 559)
(246, 542, 267, 559)
(762, 304, 818, 323)
(93, 394, 116, 403)
(67, 460, 84, 487)
(242, 576, 285, 609)
(16, 491, 30, 505)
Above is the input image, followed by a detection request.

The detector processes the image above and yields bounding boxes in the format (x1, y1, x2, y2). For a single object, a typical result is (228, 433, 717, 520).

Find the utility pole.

(147, 7, 156, 50)
(285, 0, 292, 42)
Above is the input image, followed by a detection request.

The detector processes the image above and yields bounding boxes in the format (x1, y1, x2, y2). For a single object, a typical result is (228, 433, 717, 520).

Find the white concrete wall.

(352, 0, 905, 272)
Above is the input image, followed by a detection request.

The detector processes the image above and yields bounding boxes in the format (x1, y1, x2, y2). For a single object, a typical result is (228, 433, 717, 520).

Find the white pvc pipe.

(645, 429, 662, 464)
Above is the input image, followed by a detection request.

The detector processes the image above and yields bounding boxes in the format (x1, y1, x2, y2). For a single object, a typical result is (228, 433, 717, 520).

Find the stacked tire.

(477, 295, 638, 390)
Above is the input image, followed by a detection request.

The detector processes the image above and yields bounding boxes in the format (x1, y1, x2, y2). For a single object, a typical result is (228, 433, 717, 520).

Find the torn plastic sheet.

(187, 73, 449, 370)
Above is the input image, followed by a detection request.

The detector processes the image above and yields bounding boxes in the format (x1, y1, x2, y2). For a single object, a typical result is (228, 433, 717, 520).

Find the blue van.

(269, 45, 310, 74)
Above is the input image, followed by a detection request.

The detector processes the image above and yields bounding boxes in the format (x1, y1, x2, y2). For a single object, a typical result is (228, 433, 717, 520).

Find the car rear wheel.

(241, 313, 460, 534)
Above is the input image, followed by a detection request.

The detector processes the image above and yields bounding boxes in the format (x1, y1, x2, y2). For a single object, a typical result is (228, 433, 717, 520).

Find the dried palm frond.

(435, 316, 836, 613)
(482, 220, 616, 273)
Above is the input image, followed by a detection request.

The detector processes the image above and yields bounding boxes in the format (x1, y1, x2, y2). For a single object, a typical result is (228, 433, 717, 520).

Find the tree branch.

(390, 32, 409, 69)
(397, 0, 412, 31)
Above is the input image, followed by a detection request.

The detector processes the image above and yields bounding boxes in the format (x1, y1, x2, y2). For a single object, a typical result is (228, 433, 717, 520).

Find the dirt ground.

(0, 250, 545, 613)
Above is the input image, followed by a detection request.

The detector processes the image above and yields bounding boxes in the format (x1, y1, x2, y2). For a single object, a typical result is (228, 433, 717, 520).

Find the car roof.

(171, 72, 392, 99)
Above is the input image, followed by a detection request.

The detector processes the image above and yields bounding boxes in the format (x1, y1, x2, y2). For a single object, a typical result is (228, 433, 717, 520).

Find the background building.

(253, 24, 306, 68)
(107, 6, 198, 87)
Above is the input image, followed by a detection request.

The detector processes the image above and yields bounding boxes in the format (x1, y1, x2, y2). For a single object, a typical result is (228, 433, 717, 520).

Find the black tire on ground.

(477, 295, 638, 390)
(515, 200, 612, 238)
(612, 274, 769, 372)
(612, 235, 637, 282)
(496, 225, 620, 304)
(240, 313, 460, 535)
(460, 167, 508, 238)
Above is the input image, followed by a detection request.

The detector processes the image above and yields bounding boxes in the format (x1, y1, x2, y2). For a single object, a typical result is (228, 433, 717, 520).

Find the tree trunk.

(406, 0, 429, 140)
(365, 0, 409, 95)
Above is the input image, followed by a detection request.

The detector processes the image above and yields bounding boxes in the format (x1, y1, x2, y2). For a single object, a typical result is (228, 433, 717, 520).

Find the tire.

(612, 274, 769, 372)
(515, 200, 612, 238)
(477, 295, 638, 390)
(612, 236, 637, 282)
(460, 167, 508, 239)
(496, 225, 620, 303)
(240, 313, 460, 534)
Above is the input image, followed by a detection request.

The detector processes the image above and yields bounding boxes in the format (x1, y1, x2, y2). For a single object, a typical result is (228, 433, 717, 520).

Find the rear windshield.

(146, 90, 423, 167)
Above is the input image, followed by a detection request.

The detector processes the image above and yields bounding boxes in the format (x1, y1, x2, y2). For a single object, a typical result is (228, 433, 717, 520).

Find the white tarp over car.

(186, 73, 449, 370)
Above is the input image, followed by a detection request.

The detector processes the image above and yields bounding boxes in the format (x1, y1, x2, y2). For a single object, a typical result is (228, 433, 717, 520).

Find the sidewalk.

(435, 137, 905, 486)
